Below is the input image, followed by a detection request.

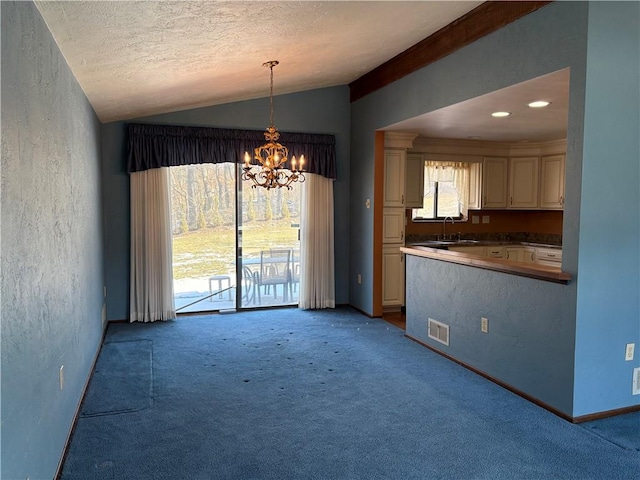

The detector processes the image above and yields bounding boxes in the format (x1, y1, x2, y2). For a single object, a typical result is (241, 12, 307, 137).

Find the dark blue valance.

(127, 123, 337, 180)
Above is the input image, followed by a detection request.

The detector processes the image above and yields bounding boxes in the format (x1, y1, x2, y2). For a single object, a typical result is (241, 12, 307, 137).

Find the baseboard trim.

(572, 405, 640, 424)
(348, 303, 378, 319)
(55, 322, 110, 479)
(404, 333, 575, 422)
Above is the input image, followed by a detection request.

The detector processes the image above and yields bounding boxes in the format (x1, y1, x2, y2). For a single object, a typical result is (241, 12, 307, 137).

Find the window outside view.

(170, 163, 300, 313)
(413, 164, 462, 220)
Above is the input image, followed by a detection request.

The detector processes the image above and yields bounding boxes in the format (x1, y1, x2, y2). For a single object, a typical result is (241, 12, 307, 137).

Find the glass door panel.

(240, 171, 301, 308)
(170, 163, 237, 313)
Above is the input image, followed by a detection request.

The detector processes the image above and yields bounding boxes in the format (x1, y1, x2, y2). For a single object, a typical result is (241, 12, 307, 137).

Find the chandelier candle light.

(242, 60, 305, 190)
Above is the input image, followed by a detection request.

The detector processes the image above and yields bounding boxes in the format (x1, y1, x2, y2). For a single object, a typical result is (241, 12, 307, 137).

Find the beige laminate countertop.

(401, 245, 571, 284)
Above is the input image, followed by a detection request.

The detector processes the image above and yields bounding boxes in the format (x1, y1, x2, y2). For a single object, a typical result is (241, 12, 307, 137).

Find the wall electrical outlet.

(625, 343, 635, 361)
(357, 274, 362, 285)
(472, 215, 480, 224)
(481, 317, 489, 333)
(59, 365, 64, 390)
(482, 215, 490, 224)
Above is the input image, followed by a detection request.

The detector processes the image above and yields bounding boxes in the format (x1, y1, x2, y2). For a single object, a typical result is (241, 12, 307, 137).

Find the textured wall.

(574, 1, 640, 416)
(349, 1, 587, 315)
(101, 86, 350, 320)
(349, 1, 590, 414)
(1, 2, 105, 479)
(405, 255, 576, 415)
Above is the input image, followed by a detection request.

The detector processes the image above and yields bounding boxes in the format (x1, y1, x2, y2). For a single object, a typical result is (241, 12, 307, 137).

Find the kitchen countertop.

(407, 240, 562, 249)
(401, 244, 571, 284)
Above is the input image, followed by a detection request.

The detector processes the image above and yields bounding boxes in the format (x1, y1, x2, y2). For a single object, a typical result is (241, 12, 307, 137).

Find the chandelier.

(242, 61, 305, 190)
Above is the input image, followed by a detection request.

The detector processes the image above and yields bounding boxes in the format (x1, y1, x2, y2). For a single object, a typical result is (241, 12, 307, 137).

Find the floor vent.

(428, 318, 450, 346)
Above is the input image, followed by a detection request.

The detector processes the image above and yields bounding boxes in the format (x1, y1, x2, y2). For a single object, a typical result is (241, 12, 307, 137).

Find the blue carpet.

(80, 339, 153, 417)
(61, 307, 640, 479)
(581, 412, 640, 451)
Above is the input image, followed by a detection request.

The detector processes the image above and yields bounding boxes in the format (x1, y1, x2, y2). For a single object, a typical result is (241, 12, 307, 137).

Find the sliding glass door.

(170, 163, 301, 312)
(239, 169, 301, 307)
(170, 164, 237, 313)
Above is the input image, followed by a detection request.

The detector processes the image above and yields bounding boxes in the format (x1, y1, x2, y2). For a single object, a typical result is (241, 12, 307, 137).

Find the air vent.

(428, 318, 450, 346)
(633, 367, 640, 396)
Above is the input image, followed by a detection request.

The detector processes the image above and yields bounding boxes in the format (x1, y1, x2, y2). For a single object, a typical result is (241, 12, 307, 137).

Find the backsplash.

(406, 232, 562, 246)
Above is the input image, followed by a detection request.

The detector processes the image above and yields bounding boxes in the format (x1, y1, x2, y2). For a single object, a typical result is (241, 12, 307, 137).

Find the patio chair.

(256, 249, 292, 303)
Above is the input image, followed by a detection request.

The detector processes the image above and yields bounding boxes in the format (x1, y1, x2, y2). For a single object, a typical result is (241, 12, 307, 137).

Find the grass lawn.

(172, 218, 299, 280)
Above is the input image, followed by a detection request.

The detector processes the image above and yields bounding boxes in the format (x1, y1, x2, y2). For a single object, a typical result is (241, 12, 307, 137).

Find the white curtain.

(129, 167, 176, 322)
(424, 161, 470, 219)
(299, 173, 335, 309)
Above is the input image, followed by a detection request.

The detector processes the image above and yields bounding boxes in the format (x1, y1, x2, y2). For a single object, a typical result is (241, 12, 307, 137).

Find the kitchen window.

(412, 161, 470, 221)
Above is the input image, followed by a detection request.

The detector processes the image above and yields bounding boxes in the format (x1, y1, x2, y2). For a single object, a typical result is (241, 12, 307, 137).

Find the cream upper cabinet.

(481, 157, 508, 208)
(539, 154, 565, 209)
(468, 163, 482, 210)
(382, 245, 404, 306)
(508, 157, 539, 209)
(405, 154, 425, 208)
(384, 150, 406, 207)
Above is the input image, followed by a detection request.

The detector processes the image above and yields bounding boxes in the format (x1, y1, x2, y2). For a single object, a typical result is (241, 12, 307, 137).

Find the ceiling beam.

(349, 1, 552, 102)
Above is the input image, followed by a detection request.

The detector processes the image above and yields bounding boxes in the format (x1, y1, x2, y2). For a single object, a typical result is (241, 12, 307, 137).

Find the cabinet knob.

(560, 196, 564, 205)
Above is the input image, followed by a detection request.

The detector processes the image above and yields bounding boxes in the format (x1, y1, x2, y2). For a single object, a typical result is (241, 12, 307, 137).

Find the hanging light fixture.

(242, 60, 305, 190)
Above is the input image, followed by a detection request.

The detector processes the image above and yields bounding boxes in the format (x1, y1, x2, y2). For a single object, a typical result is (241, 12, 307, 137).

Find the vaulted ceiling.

(35, 1, 482, 123)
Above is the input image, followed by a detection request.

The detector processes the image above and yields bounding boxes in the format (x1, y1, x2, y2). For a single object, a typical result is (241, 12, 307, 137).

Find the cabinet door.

(384, 150, 406, 207)
(509, 157, 539, 209)
(505, 247, 524, 262)
(468, 162, 482, 210)
(405, 154, 425, 208)
(539, 154, 565, 209)
(523, 247, 536, 263)
(382, 208, 404, 244)
(382, 245, 405, 306)
(482, 157, 508, 208)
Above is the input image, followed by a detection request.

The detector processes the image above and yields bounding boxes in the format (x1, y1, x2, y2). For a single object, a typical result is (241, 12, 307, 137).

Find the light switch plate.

(472, 215, 480, 224)
(482, 215, 490, 224)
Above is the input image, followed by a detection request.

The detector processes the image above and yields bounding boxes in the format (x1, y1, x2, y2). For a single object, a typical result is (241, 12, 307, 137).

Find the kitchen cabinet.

(468, 163, 482, 210)
(486, 246, 505, 258)
(384, 150, 406, 207)
(405, 154, 425, 208)
(539, 154, 565, 209)
(382, 208, 404, 243)
(382, 245, 404, 306)
(505, 246, 536, 263)
(382, 149, 409, 308)
(536, 247, 562, 267)
(481, 157, 508, 208)
(508, 157, 539, 209)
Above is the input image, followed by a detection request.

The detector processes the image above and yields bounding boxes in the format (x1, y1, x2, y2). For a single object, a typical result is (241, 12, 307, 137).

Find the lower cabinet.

(382, 245, 404, 306)
(505, 246, 536, 263)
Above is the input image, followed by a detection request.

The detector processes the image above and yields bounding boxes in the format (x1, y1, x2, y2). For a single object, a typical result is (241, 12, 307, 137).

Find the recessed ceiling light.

(491, 111, 511, 118)
(528, 100, 550, 108)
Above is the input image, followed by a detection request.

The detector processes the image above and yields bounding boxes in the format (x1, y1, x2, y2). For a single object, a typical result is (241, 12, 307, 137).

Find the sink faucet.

(442, 216, 455, 240)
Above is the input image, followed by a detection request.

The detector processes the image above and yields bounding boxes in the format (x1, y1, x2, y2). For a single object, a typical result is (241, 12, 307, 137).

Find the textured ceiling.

(35, 1, 482, 123)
